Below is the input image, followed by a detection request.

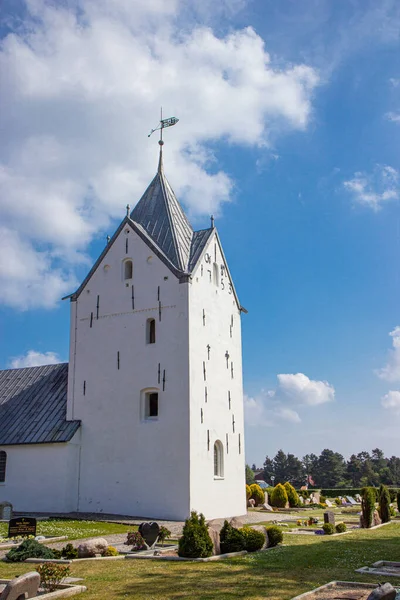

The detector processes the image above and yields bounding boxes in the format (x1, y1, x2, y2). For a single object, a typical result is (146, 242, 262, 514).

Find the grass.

(0, 519, 134, 541)
(0, 521, 399, 599)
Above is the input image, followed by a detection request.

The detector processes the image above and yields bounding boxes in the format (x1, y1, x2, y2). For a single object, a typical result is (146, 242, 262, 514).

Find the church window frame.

(213, 440, 224, 479)
(123, 259, 133, 281)
(0, 451, 7, 483)
(141, 388, 159, 421)
(146, 318, 156, 344)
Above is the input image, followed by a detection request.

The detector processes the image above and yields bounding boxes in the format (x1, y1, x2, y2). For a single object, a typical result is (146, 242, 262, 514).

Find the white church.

(0, 140, 247, 521)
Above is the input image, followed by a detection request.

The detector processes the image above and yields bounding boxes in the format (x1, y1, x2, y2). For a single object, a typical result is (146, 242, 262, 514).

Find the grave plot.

(356, 561, 400, 578)
(291, 581, 399, 600)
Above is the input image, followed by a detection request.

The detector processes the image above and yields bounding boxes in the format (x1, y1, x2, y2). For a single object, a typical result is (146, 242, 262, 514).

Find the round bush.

(240, 527, 265, 552)
(335, 523, 347, 533)
(284, 482, 299, 508)
(6, 539, 55, 562)
(178, 511, 213, 558)
(220, 521, 246, 554)
(246, 485, 251, 501)
(102, 545, 119, 556)
(250, 484, 264, 506)
(322, 523, 335, 535)
(266, 526, 283, 547)
(270, 484, 288, 508)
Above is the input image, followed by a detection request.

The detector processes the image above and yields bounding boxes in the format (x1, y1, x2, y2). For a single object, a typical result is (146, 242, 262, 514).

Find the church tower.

(66, 140, 246, 520)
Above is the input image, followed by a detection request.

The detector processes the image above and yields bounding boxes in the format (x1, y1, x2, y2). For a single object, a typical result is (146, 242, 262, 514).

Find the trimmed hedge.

(284, 482, 299, 508)
(379, 484, 391, 523)
(266, 526, 283, 547)
(240, 527, 265, 552)
(361, 487, 376, 528)
(249, 483, 265, 506)
(270, 484, 288, 508)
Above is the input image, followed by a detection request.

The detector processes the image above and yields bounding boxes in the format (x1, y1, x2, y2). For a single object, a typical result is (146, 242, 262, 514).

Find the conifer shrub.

(284, 482, 299, 507)
(270, 483, 288, 508)
(246, 484, 251, 501)
(240, 527, 265, 552)
(219, 520, 246, 554)
(6, 539, 55, 562)
(266, 526, 283, 547)
(60, 543, 78, 559)
(361, 487, 376, 528)
(335, 523, 347, 533)
(379, 484, 391, 523)
(397, 491, 400, 511)
(178, 511, 213, 558)
(322, 523, 335, 535)
(250, 483, 265, 506)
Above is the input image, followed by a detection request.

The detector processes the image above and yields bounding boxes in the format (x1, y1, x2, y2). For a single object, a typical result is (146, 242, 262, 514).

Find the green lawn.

(0, 519, 134, 541)
(1, 522, 399, 599)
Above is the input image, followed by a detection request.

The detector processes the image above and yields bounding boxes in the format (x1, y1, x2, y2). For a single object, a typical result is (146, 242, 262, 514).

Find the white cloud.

(389, 78, 400, 87)
(381, 390, 400, 414)
(9, 350, 62, 369)
(277, 372, 335, 406)
(275, 407, 301, 423)
(385, 112, 400, 124)
(377, 326, 400, 382)
(0, 0, 318, 310)
(343, 165, 399, 211)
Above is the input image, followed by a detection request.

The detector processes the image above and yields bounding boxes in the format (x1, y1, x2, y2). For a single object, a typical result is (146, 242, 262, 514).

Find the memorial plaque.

(8, 516, 37, 538)
(138, 522, 159, 548)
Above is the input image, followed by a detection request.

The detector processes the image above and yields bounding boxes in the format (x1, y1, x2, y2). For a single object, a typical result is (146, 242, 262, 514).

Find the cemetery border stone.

(8, 516, 37, 538)
(0, 501, 12, 521)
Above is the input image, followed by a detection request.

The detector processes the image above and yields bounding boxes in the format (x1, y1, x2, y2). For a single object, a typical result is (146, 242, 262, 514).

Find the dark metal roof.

(188, 228, 214, 271)
(130, 159, 194, 271)
(0, 363, 80, 445)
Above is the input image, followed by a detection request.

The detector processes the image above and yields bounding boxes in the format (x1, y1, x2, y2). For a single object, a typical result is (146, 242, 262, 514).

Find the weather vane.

(148, 108, 179, 144)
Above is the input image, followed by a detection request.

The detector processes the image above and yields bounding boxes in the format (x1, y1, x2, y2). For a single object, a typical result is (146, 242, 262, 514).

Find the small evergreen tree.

(178, 511, 213, 558)
(270, 483, 288, 508)
(361, 487, 376, 528)
(219, 520, 246, 554)
(249, 483, 265, 506)
(379, 484, 391, 523)
(284, 482, 299, 507)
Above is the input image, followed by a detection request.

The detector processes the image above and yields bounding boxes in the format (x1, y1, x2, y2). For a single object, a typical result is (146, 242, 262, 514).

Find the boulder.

(372, 510, 382, 527)
(261, 503, 274, 512)
(229, 517, 245, 529)
(248, 499, 256, 508)
(366, 583, 396, 600)
(77, 537, 108, 558)
(208, 526, 221, 555)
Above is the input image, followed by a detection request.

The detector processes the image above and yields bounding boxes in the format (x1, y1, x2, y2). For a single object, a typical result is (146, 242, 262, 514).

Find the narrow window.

(213, 263, 219, 286)
(124, 260, 133, 280)
(214, 441, 224, 478)
(145, 392, 158, 419)
(0, 451, 6, 483)
(146, 318, 156, 344)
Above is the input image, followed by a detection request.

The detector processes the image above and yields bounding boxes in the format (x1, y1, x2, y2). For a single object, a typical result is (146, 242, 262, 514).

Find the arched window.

(213, 263, 219, 286)
(0, 451, 7, 483)
(213, 441, 224, 478)
(146, 318, 156, 344)
(124, 260, 133, 280)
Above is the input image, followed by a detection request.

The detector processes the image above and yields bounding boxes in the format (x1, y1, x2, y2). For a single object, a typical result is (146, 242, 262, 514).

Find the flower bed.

(0, 578, 86, 599)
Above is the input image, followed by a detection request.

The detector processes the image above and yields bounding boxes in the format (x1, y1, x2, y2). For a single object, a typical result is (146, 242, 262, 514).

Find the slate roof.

(0, 363, 80, 445)
(130, 154, 195, 272)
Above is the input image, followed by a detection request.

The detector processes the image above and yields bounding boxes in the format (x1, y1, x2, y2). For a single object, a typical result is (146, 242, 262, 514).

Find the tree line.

(246, 448, 400, 488)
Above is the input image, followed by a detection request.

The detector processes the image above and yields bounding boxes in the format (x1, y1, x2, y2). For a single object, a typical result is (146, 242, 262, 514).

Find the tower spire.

(148, 109, 179, 173)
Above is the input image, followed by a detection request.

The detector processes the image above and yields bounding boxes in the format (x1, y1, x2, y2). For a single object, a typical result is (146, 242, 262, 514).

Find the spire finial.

(126, 204, 130, 217)
(211, 215, 215, 228)
(148, 108, 179, 173)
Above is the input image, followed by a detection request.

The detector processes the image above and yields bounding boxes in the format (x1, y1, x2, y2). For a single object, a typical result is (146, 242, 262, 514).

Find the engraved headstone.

(0, 501, 12, 521)
(324, 511, 335, 526)
(8, 516, 37, 538)
(138, 522, 160, 548)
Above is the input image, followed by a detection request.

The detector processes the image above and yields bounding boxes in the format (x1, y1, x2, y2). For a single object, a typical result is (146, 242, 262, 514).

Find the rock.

(229, 517, 245, 529)
(262, 503, 274, 512)
(372, 510, 382, 527)
(208, 526, 221, 555)
(248, 499, 255, 508)
(366, 583, 396, 600)
(250, 525, 268, 549)
(77, 538, 108, 558)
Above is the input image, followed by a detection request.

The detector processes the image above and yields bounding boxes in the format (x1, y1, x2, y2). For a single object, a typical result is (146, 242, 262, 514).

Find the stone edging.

(0, 536, 67, 551)
(0, 580, 86, 599)
(290, 580, 378, 600)
(25, 556, 125, 564)
(125, 550, 248, 562)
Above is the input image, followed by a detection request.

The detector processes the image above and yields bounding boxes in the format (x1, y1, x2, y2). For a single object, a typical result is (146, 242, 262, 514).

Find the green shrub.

(102, 545, 119, 556)
(219, 520, 246, 554)
(6, 539, 55, 562)
(60, 543, 78, 560)
(266, 526, 283, 547)
(36, 563, 70, 592)
(397, 491, 400, 511)
(249, 483, 264, 506)
(270, 484, 288, 508)
(379, 484, 391, 524)
(158, 526, 171, 546)
(335, 523, 347, 533)
(178, 511, 213, 558)
(240, 527, 265, 552)
(322, 523, 335, 535)
(335, 497, 341, 506)
(361, 487, 376, 528)
(246, 484, 251, 501)
(284, 482, 299, 508)
(320, 495, 326, 503)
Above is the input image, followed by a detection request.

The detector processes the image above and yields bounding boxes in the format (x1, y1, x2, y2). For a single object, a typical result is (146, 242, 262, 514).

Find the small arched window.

(214, 441, 224, 478)
(124, 260, 133, 280)
(146, 318, 156, 344)
(0, 451, 7, 483)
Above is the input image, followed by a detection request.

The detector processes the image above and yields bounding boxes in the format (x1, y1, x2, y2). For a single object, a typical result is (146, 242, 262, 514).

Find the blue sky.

(0, 0, 399, 465)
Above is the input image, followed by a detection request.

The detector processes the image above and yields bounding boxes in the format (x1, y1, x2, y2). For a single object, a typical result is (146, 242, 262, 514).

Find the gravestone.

(138, 522, 160, 548)
(0, 501, 12, 521)
(299, 495, 304, 504)
(264, 492, 269, 505)
(325, 499, 334, 507)
(311, 492, 321, 504)
(324, 511, 335, 525)
(0, 571, 40, 600)
(8, 516, 36, 538)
